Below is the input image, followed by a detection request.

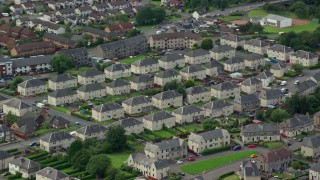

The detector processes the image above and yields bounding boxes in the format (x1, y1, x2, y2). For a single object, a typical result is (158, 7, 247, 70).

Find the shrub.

(7, 149, 18, 153)
(27, 151, 49, 160)
(54, 163, 71, 170)
(201, 146, 230, 155)
(218, 171, 235, 180)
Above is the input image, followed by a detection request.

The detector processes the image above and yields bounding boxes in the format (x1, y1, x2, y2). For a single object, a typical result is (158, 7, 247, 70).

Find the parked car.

(298, 138, 303, 142)
(294, 80, 300, 85)
(29, 142, 37, 146)
(176, 160, 183, 164)
(250, 154, 257, 158)
(280, 81, 287, 86)
(187, 157, 195, 161)
(247, 144, 256, 148)
(233, 145, 241, 151)
(178, 172, 185, 176)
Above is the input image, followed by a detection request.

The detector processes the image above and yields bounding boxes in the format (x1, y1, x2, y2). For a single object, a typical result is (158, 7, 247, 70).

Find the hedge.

(201, 146, 231, 155)
(46, 160, 68, 167)
(27, 151, 49, 160)
(7, 148, 18, 153)
(53, 163, 71, 170)
(11, 151, 22, 156)
(218, 171, 235, 180)
(82, 175, 95, 180)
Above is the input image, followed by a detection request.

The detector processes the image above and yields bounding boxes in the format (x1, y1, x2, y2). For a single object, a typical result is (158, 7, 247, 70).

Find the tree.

(184, 80, 195, 88)
(5, 112, 19, 124)
(71, 149, 91, 170)
(95, 37, 104, 45)
(164, 80, 179, 91)
(136, 7, 166, 26)
(105, 125, 127, 151)
(292, 64, 304, 72)
(68, 139, 83, 160)
(2, 5, 11, 13)
(270, 108, 289, 123)
(105, 168, 120, 180)
(202, 119, 217, 131)
(86, 154, 111, 177)
(255, 111, 264, 120)
(127, 29, 141, 38)
(50, 54, 75, 74)
(292, 161, 301, 170)
(201, 39, 213, 50)
(9, 76, 23, 90)
(192, 43, 199, 50)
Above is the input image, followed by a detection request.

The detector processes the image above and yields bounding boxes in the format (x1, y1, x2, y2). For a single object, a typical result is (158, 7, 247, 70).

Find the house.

(39, 131, 75, 152)
(152, 90, 183, 109)
(310, 71, 320, 86)
(36, 167, 69, 180)
(202, 99, 233, 118)
(256, 71, 275, 88)
(48, 88, 77, 106)
(241, 77, 262, 94)
(10, 5, 23, 14)
(172, 105, 204, 124)
(203, 60, 224, 77)
(77, 83, 106, 101)
(143, 111, 176, 131)
(220, 34, 245, 48)
(48, 73, 77, 90)
(92, 3, 109, 12)
(77, 68, 105, 85)
(10, 112, 44, 139)
(263, 14, 292, 28)
(279, 114, 314, 138)
(315, 111, 320, 126)
(105, 22, 134, 33)
(180, 64, 206, 80)
(122, 96, 153, 115)
(239, 160, 261, 180)
(17, 79, 47, 96)
(106, 79, 130, 95)
(184, 49, 210, 65)
(211, 81, 240, 99)
(259, 89, 286, 107)
(267, 44, 293, 62)
(104, 63, 131, 80)
(243, 39, 269, 55)
(186, 85, 211, 104)
(301, 135, 320, 157)
(131, 58, 159, 74)
(92, 103, 124, 121)
(210, 45, 235, 60)
(270, 62, 288, 78)
(223, 57, 245, 72)
(144, 138, 187, 159)
(0, 150, 14, 170)
(118, 117, 144, 135)
(233, 94, 260, 112)
(0, 125, 14, 142)
(108, 1, 129, 10)
(149, 32, 202, 50)
(257, 148, 292, 173)
(10, 41, 55, 57)
(128, 152, 173, 179)
(243, 53, 265, 69)
(96, 35, 148, 59)
(241, 123, 280, 143)
(290, 79, 317, 96)
(75, 6, 92, 17)
(158, 53, 185, 69)
(3, 98, 32, 117)
(192, 9, 207, 20)
(43, 33, 76, 49)
(50, 116, 70, 129)
(76, 124, 108, 141)
(154, 69, 181, 86)
(0, 95, 8, 109)
(9, 157, 41, 179)
(83, 27, 115, 41)
(130, 75, 154, 91)
(188, 128, 230, 153)
(309, 163, 320, 180)
(290, 50, 318, 67)
(56, 47, 90, 67)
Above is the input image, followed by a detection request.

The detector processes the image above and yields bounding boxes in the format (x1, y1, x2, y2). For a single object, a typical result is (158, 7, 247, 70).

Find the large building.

(10, 41, 55, 57)
(56, 47, 90, 67)
(149, 32, 202, 49)
(263, 14, 292, 28)
(241, 123, 280, 143)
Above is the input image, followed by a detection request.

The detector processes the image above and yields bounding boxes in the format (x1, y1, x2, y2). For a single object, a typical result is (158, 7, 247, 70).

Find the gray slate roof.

(48, 88, 76, 98)
(41, 131, 74, 143)
(234, 94, 259, 104)
(76, 124, 108, 135)
(311, 71, 320, 82)
(243, 53, 264, 61)
(105, 63, 130, 72)
(242, 77, 261, 86)
(210, 45, 234, 53)
(202, 60, 224, 70)
(268, 44, 293, 53)
(224, 57, 243, 64)
(144, 111, 174, 122)
(132, 58, 157, 67)
(181, 64, 205, 73)
(122, 96, 151, 106)
(130, 152, 174, 169)
(291, 50, 317, 59)
(36, 167, 69, 180)
(186, 85, 209, 95)
(77, 83, 105, 92)
(49, 73, 76, 83)
(280, 114, 312, 129)
(145, 138, 184, 152)
(291, 79, 317, 94)
(98, 35, 147, 52)
(50, 116, 70, 126)
(78, 68, 104, 77)
(256, 71, 273, 79)
(271, 62, 287, 70)
(119, 117, 142, 127)
(185, 49, 209, 57)
(153, 90, 182, 100)
(18, 79, 45, 88)
(302, 135, 320, 148)
(221, 34, 244, 42)
(159, 53, 184, 62)
(106, 79, 129, 88)
(4, 98, 30, 109)
(93, 103, 122, 113)
(155, 69, 179, 78)
(242, 123, 280, 135)
(259, 89, 285, 100)
(245, 39, 269, 47)
(310, 163, 320, 172)
(12, 55, 53, 68)
(212, 81, 239, 91)
(173, 105, 202, 115)
(202, 99, 232, 110)
(189, 129, 225, 141)
(131, 74, 153, 83)
(242, 160, 260, 177)
(0, 150, 13, 160)
(9, 157, 40, 170)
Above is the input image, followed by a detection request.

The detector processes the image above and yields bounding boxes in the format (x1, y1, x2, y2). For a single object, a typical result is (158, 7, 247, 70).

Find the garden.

(180, 150, 258, 175)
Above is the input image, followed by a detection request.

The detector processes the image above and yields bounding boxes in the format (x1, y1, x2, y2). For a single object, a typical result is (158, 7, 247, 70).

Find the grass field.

(150, 0, 161, 6)
(107, 152, 131, 168)
(119, 55, 146, 64)
(248, 8, 297, 19)
(223, 175, 240, 180)
(219, 16, 243, 21)
(180, 150, 258, 175)
(263, 141, 284, 149)
(66, 67, 90, 76)
(263, 22, 320, 33)
(49, 106, 69, 113)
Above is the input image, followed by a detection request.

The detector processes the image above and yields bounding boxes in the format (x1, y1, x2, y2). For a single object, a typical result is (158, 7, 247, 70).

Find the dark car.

(178, 172, 185, 176)
(298, 138, 303, 142)
(29, 142, 37, 146)
(233, 145, 241, 151)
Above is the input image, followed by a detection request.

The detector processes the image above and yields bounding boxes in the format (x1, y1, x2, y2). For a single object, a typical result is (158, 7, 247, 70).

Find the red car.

(247, 144, 256, 148)
(187, 157, 195, 161)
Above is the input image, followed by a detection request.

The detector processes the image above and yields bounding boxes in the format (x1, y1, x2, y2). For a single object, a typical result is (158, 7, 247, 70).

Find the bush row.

(7, 148, 18, 153)
(201, 146, 231, 155)
(27, 151, 49, 160)
(53, 163, 71, 170)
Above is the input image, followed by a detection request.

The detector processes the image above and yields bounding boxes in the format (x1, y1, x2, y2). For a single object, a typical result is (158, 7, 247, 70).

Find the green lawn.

(107, 152, 131, 168)
(66, 67, 90, 76)
(180, 150, 258, 175)
(263, 22, 320, 33)
(119, 55, 146, 64)
(248, 8, 297, 19)
(223, 175, 240, 180)
(49, 106, 69, 113)
(150, 0, 161, 6)
(193, 101, 209, 107)
(176, 123, 204, 133)
(263, 141, 284, 149)
(219, 16, 243, 21)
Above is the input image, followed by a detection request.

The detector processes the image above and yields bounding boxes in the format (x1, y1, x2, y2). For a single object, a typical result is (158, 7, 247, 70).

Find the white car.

(294, 80, 299, 85)
(176, 160, 183, 164)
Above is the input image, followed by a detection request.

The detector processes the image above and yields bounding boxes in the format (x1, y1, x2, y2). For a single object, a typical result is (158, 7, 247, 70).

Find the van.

(280, 81, 287, 86)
